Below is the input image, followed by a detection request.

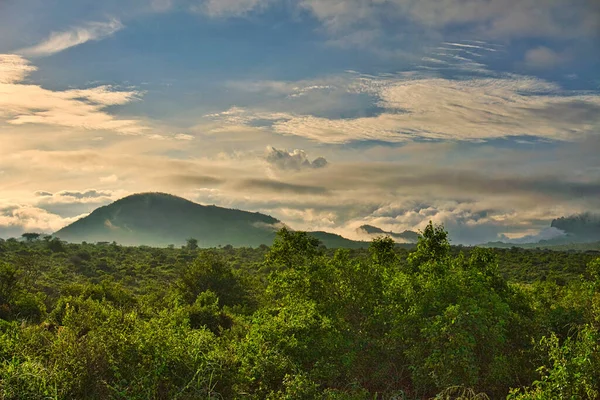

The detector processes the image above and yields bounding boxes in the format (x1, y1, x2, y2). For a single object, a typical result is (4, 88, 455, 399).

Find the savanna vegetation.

(1, 224, 600, 399)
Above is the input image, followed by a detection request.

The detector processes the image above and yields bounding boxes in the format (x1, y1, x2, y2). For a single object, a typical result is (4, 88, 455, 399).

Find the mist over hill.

(484, 212, 600, 248)
(54, 193, 370, 248)
(358, 224, 419, 243)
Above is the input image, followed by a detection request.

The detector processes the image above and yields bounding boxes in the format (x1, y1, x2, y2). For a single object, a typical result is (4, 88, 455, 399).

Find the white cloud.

(0, 55, 146, 134)
(100, 174, 119, 183)
(501, 227, 566, 244)
(0, 204, 86, 237)
(18, 18, 124, 57)
(208, 73, 600, 143)
(0, 55, 37, 84)
(174, 133, 195, 140)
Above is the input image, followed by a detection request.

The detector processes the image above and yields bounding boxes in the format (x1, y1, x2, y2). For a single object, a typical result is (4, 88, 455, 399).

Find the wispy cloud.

(206, 72, 600, 144)
(300, 0, 600, 40)
(18, 18, 123, 57)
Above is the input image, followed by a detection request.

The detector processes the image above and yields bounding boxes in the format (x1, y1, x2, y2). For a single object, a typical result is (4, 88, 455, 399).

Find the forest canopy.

(1, 224, 599, 399)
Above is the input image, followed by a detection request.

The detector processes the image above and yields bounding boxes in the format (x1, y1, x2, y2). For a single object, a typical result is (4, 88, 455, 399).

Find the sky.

(0, 0, 599, 244)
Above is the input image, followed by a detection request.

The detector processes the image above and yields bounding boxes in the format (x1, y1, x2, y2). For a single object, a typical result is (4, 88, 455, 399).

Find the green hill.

(54, 192, 369, 248)
(358, 224, 419, 243)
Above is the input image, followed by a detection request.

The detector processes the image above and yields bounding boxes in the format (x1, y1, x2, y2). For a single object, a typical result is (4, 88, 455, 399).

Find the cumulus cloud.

(0, 55, 145, 134)
(18, 18, 124, 57)
(265, 146, 328, 171)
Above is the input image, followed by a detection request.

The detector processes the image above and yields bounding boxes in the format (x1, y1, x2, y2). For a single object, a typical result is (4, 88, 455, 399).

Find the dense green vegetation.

(1, 224, 600, 399)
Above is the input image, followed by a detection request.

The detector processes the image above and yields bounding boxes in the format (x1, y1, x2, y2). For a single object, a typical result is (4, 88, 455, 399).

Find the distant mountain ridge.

(358, 224, 419, 243)
(485, 212, 600, 248)
(54, 193, 370, 248)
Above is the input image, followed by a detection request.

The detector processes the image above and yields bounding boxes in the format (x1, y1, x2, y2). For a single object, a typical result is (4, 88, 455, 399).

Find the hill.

(54, 192, 369, 248)
(485, 213, 600, 249)
(358, 224, 419, 243)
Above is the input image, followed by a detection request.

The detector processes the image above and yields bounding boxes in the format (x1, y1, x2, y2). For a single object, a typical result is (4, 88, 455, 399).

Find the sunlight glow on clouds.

(0, 55, 145, 134)
(0, 204, 86, 236)
(0, 0, 598, 243)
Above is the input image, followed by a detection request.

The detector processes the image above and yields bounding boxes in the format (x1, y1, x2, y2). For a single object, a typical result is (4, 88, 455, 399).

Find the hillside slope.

(54, 192, 370, 248)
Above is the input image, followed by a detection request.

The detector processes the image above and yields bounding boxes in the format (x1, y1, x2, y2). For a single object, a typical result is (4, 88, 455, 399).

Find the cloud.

(0, 204, 85, 238)
(18, 19, 124, 57)
(0, 55, 145, 134)
(165, 174, 225, 186)
(300, 0, 600, 39)
(265, 146, 328, 171)
(523, 46, 571, 69)
(500, 227, 567, 244)
(174, 133, 195, 140)
(31, 190, 115, 218)
(100, 174, 119, 183)
(57, 190, 113, 199)
(151, 0, 175, 12)
(208, 71, 600, 143)
(236, 179, 331, 195)
(0, 55, 37, 84)
(192, 0, 270, 17)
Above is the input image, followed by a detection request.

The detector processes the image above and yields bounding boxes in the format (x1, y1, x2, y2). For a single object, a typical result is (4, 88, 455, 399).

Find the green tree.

(265, 227, 321, 270)
(21, 233, 41, 242)
(186, 237, 199, 250)
(0, 262, 19, 307)
(408, 221, 451, 271)
(177, 250, 241, 307)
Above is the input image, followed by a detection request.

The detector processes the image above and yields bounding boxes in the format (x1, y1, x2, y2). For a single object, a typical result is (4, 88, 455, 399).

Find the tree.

(186, 238, 199, 250)
(177, 251, 241, 306)
(369, 236, 397, 267)
(21, 233, 41, 242)
(265, 227, 321, 270)
(408, 221, 451, 272)
(0, 262, 19, 306)
(47, 237, 66, 253)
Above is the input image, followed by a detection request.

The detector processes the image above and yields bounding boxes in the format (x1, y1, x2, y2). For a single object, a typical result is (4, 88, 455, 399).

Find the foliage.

(1, 226, 599, 399)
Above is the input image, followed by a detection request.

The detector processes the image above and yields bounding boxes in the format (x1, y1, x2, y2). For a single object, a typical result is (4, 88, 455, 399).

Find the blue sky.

(0, 0, 599, 244)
